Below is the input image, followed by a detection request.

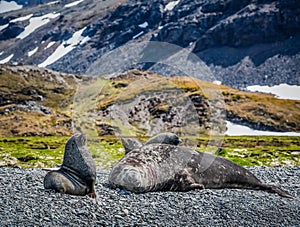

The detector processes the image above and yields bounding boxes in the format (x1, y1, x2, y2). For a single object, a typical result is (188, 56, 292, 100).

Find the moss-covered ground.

(197, 136, 300, 167)
(0, 136, 299, 168)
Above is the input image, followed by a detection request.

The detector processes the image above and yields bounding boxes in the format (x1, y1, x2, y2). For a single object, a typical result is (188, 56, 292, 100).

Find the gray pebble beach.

(0, 166, 299, 226)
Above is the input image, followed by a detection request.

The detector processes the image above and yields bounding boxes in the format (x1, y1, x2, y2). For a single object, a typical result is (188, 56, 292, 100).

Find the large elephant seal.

(44, 134, 97, 198)
(108, 142, 294, 198)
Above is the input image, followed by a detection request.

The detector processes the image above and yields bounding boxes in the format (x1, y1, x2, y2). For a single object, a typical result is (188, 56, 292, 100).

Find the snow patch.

(213, 80, 222, 85)
(0, 1, 22, 14)
(17, 13, 60, 40)
(80, 36, 91, 45)
(28, 47, 38, 57)
(164, 0, 180, 11)
(45, 41, 56, 49)
(11, 14, 33, 23)
(38, 27, 90, 68)
(0, 54, 14, 64)
(138, 22, 149, 29)
(65, 0, 85, 8)
(132, 31, 144, 40)
(247, 84, 300, 100)
(225, 121, 300, 136)
(0, 24, 8, 32)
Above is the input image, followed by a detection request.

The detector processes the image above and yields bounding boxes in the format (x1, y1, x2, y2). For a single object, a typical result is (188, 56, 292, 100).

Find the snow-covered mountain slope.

(0, 0, 299, 89)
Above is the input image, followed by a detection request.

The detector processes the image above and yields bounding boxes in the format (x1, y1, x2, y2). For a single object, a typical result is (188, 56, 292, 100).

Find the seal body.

(44, 134, 96, 197)
(109, 144, 294, 198)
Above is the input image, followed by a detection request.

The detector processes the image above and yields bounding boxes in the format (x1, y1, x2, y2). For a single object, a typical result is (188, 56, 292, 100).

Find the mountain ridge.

(0, 0, 299, 88)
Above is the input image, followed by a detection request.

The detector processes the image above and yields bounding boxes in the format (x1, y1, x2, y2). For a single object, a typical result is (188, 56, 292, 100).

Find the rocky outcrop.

(0, 65, 299, 136)
(152, 0, 300, 87)
(192, 1, 300, 76)
(12, 0, 54, 7)
(0, 64, 77, 136)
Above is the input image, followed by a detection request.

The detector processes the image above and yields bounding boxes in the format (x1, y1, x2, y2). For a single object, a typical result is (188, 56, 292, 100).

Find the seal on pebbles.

(109, 135, 294, 198)
(44, 134, 97, 198)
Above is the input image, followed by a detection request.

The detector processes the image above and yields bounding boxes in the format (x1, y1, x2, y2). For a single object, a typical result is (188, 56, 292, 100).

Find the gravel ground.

(0, 166, 299, 226)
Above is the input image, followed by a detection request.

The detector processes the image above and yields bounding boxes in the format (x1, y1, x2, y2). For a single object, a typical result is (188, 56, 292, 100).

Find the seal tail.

(259, 184, 295, 199)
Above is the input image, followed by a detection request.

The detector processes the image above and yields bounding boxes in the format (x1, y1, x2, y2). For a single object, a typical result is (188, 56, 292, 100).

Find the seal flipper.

(87, 179, 97, 198)
(259, 184, 295, 199)
(121, 138, 142, 154)
(172, 169, 205, 192)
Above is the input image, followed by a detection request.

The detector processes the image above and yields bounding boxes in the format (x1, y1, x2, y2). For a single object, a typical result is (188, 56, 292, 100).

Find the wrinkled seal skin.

(109, 144, 294, 198)
(44, 134, 97, 198)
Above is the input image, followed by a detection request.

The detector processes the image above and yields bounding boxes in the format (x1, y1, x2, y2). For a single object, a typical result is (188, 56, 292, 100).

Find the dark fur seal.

(144, 132, 182, 146)
(109, 143, 294, 198)
(44, 134, 97, 198)
(121, 132, 181, 154)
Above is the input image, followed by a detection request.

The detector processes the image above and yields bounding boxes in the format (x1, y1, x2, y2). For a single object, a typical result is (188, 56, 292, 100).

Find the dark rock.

(193, 1, 300, 67)
(0, 17, 9, 26)
(0, 94, 13, 106)
(21, 87, 38, 96)
(194, 2, 297, 52)
(13, 0, 54, 7)
(51, 29, 73, 42)
(4, 101, 52, 115)
(96, 122, 121, 136)
(0, 24, 24, 40)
